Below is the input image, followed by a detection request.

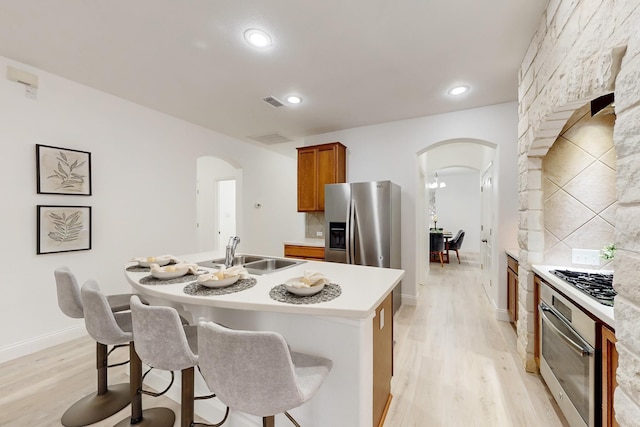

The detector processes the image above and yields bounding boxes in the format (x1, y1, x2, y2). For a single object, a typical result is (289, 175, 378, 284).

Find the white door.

(480, 164, 493, 289)
(216, 179, 236, 250)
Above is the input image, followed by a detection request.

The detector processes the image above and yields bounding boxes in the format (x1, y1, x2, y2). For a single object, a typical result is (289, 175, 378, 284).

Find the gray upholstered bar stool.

(130, 295, 229, 427)
(54, 266, 133, 427)
(81, 280, 175, 427)
(197, 321, 333, 427)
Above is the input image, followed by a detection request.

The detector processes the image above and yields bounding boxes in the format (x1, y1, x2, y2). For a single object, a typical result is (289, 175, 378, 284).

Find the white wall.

(196, 156, 240, 251)
(304, 102, 519, 311)
(434, 172, 481, 253)
(0, 56, 301, 362)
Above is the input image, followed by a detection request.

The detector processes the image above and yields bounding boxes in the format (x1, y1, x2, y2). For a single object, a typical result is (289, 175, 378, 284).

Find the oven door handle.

(539, 304, 594, 357)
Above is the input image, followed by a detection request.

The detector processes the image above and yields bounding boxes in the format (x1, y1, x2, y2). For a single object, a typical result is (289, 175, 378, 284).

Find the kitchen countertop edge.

(505, 248, 519, 260)
(125, 251, 404, 320)
(532, 264, 615, 328)
(283, 238, 325, 247)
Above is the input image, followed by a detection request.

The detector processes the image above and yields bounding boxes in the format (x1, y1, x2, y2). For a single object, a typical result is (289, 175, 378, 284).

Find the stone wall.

(517, 0, 640, 424)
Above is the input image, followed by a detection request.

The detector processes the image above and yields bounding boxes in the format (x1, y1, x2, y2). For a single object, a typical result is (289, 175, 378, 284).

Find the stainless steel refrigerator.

(324, 181, 402, 312)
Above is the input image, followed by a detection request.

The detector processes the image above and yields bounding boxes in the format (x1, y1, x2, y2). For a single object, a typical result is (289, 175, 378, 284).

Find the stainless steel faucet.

(224, 236, 240, 268)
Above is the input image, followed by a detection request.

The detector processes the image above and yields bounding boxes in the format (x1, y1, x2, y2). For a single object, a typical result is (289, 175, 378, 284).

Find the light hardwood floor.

(385, 253, 569, 427)
(0, 254, 568, 427)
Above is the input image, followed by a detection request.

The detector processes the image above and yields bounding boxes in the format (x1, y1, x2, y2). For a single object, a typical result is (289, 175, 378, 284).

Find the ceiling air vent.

(249, 133, 293, 145)
(263, 96, 285, 108)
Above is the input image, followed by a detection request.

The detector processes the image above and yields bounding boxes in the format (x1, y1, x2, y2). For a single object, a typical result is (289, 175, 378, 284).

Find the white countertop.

(505, 248, 519, 260)
(125, 251, 404, 320)
(532, 264, 614, 328)
(283, 238, 325, 247)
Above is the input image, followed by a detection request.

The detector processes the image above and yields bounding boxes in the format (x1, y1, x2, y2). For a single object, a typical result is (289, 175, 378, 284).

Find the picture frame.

(36, 144, 92, 195)
(37, 205, 92, 254)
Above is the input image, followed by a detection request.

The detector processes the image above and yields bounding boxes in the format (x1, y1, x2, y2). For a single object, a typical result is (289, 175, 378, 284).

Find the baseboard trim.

(401, 294, 418, 306)
(495, 308, 511, 323)
(0, 324, 86, 364)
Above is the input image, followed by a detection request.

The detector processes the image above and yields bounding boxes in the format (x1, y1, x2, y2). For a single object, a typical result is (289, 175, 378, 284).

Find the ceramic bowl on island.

(150, 264, 189, 280)
(284, 272, 328, 296)
(196, 265, 247, 288)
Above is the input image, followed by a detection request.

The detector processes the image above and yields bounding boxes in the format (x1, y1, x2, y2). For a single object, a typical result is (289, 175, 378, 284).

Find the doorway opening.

(216, 179, 236, 250)
(416, 140, 496, 292)
(196, 156, 241, 251)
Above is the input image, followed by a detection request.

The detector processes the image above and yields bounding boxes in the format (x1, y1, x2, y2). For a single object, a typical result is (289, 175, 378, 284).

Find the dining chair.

(429, 232, 445, 267)
(197, 320, 332, 426)
(446, 230, 466, 264)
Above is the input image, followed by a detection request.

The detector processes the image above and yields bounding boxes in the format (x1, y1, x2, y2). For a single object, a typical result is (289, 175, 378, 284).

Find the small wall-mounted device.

(7, 66, 39, 99)
(7, 66, 39, 88)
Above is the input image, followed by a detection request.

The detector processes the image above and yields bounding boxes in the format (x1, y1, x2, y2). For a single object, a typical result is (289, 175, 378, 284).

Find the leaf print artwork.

(36, 145, 92, 195)
(47, 210, 83, 245)
(37, 205, 92, 254)
(47, 151, 87, 192)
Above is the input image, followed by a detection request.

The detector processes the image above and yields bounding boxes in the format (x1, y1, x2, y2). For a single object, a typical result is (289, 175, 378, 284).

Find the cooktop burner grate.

(550, 269, 615, 306)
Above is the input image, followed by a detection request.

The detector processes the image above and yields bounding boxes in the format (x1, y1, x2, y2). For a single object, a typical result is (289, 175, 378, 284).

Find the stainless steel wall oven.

(539, 281, 596, 427)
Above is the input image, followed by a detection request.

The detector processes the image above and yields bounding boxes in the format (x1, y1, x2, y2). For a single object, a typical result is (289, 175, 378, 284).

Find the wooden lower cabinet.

(283, 244, 325, 260)
(602, 324, 619, 427)
(507, 255, 519, 324)
(373, 292, 393, 427)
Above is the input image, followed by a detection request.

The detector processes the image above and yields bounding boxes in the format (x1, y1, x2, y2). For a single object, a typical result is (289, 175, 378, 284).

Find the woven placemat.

(183, 278, 257, 296)
(269, 283, 342, 304)
(139, 273, 205, 286)
(126, 265, 150, 272)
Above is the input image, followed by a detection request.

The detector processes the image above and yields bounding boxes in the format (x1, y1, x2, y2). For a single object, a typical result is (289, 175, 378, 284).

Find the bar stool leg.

(61, 342, 131, 427)
(182, 367, 194, 427)
(114, 343, 175, 427)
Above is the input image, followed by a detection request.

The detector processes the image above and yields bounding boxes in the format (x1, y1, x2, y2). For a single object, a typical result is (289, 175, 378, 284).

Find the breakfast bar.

(125, 251, 404, 427)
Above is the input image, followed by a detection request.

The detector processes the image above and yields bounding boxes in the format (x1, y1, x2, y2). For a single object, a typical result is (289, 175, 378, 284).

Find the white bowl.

(138, 258, 171, 268)
(197, 274, 240, 288)
(284, 277, 325, 296)
(151, 266, 189, 280)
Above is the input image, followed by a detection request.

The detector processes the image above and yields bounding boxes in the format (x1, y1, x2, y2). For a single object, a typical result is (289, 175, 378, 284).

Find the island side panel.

(189, 305, 375, 427)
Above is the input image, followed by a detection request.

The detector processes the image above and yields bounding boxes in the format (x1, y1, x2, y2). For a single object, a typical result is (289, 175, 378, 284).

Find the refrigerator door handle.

(347, 197, 356, 264)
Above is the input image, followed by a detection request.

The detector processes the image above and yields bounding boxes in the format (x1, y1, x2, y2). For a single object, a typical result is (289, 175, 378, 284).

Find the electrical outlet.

(572, 249, 601, 266)
(316, 231, 323, 237)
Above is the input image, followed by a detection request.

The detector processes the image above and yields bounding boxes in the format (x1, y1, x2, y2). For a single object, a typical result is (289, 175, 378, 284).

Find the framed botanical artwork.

(36, 144, 92, 195)
(37, 205, 92, 254)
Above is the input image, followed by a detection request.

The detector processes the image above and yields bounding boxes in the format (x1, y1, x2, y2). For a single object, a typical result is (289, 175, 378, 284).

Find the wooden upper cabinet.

(297, 142, 346, 212)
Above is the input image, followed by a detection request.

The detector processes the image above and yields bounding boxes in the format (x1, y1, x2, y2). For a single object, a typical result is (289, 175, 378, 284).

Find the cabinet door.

(316, 145, 337, 211)
(507, 268, 518, 324)
(297, 148, 317, 211)
(602, 325, 619, 427)
(284, 244, 325, 260)
(373, 292, 393, 427)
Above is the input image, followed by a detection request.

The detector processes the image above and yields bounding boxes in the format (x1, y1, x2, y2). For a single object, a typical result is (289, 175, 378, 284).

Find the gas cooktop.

(550, 269, 616, 306)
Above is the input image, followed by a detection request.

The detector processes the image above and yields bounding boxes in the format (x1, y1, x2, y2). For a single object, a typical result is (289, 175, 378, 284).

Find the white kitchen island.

(124, 251, 404, 427)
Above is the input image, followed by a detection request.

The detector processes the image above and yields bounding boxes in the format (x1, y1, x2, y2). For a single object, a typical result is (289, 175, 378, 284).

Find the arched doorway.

(417, 140, 496, 293)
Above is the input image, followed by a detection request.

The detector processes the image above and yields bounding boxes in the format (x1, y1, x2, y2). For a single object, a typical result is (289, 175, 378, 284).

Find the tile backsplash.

(542, 104, 616, 268)
(305, 212, 325, 238)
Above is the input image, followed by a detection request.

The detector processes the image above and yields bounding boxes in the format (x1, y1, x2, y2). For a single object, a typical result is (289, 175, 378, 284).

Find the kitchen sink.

(197, 255, 304, 275)
(197, 255, 265, 269)
(244, 258, 302, 275)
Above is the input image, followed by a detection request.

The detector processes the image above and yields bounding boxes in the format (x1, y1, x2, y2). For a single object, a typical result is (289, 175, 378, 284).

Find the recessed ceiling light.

(244, 29, 272, 48)
(448, 85, 470, 96)
(286, 95, 302, 104)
